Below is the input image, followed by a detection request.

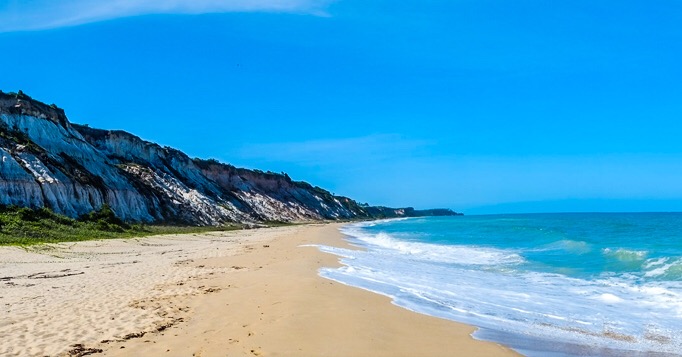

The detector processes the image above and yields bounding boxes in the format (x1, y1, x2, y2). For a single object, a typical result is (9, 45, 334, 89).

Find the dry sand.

(0, 223, 519, 357)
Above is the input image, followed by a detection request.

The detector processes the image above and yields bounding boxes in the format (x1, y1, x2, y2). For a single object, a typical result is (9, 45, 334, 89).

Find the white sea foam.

(644, 257, 669, 269)
(643, 258, 682, 279)
(318, 223, 682, 356)
(603, 248, 648, 262)
(596, 293, 623, 303)
(340, 224, 525, 266)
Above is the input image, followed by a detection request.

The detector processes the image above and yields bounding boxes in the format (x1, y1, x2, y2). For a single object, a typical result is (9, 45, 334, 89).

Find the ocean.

(314, 213, 682, 356)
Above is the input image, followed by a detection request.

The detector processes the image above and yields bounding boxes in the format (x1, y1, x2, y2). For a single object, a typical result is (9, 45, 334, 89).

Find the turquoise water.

(315, 213, 682, 356)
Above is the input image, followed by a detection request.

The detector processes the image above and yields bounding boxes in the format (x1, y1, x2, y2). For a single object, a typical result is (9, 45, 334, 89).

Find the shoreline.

(0, 223, 518, 356)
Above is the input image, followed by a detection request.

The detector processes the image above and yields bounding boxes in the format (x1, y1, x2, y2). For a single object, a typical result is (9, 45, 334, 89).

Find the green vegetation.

(261, 220, 299, 227)
(78, 204, 129, 232)
(0, 205, 242, 246)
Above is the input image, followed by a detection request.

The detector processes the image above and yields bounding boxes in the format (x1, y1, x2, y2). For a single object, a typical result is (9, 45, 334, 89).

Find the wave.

(643, 258, 682, 279)
(541, 239, 592, 254)
(351, 217, 413, 228)
(317, 222, 682, 356)
(584, 252, 682, 280)
(340, 224, 524, 266)
(603, 248, 648, 262)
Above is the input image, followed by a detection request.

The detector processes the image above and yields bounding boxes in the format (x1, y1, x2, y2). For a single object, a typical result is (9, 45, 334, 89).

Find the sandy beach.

(0, 223, 518, 357)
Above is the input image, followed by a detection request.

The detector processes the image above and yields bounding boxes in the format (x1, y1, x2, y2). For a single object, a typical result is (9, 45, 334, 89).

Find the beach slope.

(0, 224, 518, 357)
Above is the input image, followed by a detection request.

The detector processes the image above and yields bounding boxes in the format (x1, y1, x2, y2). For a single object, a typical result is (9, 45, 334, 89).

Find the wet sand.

(0, 223, 519, 356)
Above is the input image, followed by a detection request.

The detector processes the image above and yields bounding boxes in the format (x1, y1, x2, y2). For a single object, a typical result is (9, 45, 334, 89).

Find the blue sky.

(1, 0, 682, 213)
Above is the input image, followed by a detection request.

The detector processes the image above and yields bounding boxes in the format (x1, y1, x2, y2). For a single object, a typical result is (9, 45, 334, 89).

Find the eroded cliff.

(0, 91, 459, 225)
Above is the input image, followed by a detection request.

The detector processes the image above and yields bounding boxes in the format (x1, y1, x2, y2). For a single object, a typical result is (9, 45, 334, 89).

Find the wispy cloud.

(0, 0, 334, 32)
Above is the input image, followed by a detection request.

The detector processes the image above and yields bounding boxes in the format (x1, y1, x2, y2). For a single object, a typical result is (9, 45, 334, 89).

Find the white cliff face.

(78, 124, 367, 223)
(120, 164, 243, 225)
(0, 148, 43, 208)
(0, 92, 375, 225)
(198, 165, 360, 222)
(0, 113, 154, 221)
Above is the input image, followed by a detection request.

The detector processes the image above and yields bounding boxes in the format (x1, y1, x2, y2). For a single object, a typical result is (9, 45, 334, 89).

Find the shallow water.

(316, 214, 682, 356)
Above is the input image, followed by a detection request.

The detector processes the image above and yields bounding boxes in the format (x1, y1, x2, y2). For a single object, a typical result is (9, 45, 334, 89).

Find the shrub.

(80, 204, 130, 229)
(18, 207, 40, 221)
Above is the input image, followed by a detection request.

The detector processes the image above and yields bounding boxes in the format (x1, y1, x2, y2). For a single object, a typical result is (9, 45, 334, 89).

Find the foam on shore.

(0, 224, 517, 357)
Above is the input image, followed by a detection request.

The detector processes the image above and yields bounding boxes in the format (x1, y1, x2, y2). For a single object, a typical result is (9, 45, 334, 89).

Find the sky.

(1, 0, 682, 214)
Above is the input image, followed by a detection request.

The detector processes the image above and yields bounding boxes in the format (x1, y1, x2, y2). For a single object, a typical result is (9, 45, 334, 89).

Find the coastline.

(0, 223, 518, 356)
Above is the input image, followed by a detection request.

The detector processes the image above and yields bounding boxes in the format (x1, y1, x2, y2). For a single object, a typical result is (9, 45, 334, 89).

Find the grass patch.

(0, 205, 242, 246)
(260, 220, 300, 227)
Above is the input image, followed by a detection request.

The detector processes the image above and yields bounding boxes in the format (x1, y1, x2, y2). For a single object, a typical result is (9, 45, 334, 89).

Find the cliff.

(0, 90, 460, 225)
